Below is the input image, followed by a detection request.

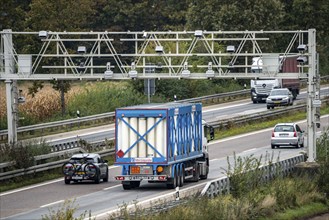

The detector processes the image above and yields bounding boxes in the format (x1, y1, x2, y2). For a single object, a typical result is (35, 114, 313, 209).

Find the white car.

(266, 88, 293, 109)
(271, 123, 304, 149)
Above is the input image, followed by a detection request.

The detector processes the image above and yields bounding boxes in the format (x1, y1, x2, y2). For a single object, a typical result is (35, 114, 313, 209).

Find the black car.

(62, 153, 109, 184)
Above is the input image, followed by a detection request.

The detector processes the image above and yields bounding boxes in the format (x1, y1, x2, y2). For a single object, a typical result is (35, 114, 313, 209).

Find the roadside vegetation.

(38, 128, 329, 220)
(107, 129, 329, 220)
(0, 79, 245, 130)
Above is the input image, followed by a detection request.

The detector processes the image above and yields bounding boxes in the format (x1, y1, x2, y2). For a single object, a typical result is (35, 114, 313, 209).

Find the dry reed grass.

(0, 82, 82, 120)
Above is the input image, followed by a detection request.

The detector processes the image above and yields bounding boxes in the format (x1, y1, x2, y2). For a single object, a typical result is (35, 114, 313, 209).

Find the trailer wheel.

(200, 161, 209, 180)
(179, 169, 184, 187)
(132, 181, 140, 188)
(191, 164, 199, 182)
(122, 181, 132, 190)
(166, 173, 177, 189)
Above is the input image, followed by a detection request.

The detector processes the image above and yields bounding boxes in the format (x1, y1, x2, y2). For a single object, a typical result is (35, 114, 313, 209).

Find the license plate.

(131, 166, 140, 174)
(262, 98, 266, 100)
(280, 134, 288, 136)
(72, 176, 83, 180)
(76, 172, 85, 175)
(274, 101, 281, 104)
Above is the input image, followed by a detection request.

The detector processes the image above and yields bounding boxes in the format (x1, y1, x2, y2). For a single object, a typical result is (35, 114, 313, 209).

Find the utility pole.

(3, 29, 18, 144)
(306, 29, 319, 162)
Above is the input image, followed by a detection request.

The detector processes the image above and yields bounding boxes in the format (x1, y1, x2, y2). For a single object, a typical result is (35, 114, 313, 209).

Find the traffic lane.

(3, 115, 328, 219)
(0, 167, 121, 219)
(209, 114, 329, 161)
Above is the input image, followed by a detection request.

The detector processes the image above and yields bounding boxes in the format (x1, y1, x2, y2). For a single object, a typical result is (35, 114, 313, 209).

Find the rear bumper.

(115, 175, 167, 181)
(251, 94, 268, 102)
(271, 138, 298, 146)
(267, 100, 290, 107)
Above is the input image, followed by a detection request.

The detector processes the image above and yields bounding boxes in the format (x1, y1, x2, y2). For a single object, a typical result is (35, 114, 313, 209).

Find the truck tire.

(166, 173, 177, 189)
(191, 164, 199, 182)
(179, 169, 184, 187)
(132, 181, 140, 188)
(122, 181, 132, 190)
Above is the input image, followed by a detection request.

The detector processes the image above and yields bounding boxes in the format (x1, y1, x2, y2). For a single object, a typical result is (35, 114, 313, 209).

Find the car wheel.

(271, 106, 275, 109)
(267, 106, 270, 110)
(103, 169, 109, 182)
(271, 145, 275, 149)
(94, 172, 101, 184)
(64, 178, 70, 185)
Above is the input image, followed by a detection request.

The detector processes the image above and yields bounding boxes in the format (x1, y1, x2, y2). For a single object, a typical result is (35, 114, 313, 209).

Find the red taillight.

(158, 176, 166, 181)
(115, 176, 124, 180)
(294, 132, 297, 137)
(272, 131, 275, 137)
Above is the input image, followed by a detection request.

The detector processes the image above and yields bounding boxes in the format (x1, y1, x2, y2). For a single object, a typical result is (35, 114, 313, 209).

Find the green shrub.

(41, 199, 87, 220)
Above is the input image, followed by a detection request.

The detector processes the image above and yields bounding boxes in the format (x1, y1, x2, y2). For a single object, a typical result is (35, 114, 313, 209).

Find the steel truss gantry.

(0, 29, 320, 162)
(1, 29, 311, 80)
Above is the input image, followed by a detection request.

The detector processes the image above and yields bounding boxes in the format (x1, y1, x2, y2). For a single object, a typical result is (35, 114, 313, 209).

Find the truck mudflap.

(115, 175, 167, 181)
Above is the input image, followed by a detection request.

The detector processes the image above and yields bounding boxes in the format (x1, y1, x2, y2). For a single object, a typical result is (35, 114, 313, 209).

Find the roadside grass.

(108, 149, 329, 220)
(259, 202, 329, 220)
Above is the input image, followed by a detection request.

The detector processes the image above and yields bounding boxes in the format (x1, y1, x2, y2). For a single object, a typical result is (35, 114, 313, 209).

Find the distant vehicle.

(250, 55, 300, 103)
(271, 123, 304, 149)
(266, 88, 293, 109)
(62, 153, 109, 184)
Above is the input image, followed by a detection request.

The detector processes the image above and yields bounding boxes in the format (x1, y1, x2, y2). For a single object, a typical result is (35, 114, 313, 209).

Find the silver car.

(271, 123, 304, 149)
(266, 88, 293, 109)
(62, 153, 109, 184)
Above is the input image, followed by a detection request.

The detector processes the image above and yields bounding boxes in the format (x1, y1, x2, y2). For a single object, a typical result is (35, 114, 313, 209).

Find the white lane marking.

(0, 179, 63, 197)
(103, 185, 121, 191)
(40, 200, 64, 208)
(0, 165, 120, 196)
(93, 181, 207, 220)
(203, 102, 248, 113)
(243, 148, 257, 153)
(48, 127, 115, 142)
(209, 158, 220, 162)
(209, 114, 329, 145)
(3, 114, 328, 197)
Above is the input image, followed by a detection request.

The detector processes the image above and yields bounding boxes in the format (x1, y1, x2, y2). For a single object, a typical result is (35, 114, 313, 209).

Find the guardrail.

(0, 148, 115, 181)
(0, 104, 306, 181)
(94, 154, 305, 219)
(0, 89, 249, 141)
(201, 154, 305, 198)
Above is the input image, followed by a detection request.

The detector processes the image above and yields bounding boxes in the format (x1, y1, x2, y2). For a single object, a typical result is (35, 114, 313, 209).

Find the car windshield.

(270, 90, 288, 96)
(69, 157, 96, 163)
(274, 125, 295, 132)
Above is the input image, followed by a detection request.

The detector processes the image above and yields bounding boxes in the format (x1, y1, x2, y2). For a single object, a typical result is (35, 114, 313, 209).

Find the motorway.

(1, 88, 329, 220)
(38, 87, 329, 145)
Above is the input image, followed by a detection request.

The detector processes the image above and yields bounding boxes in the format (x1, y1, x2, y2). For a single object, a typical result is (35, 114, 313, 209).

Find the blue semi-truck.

(114, 103, 214, 190)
